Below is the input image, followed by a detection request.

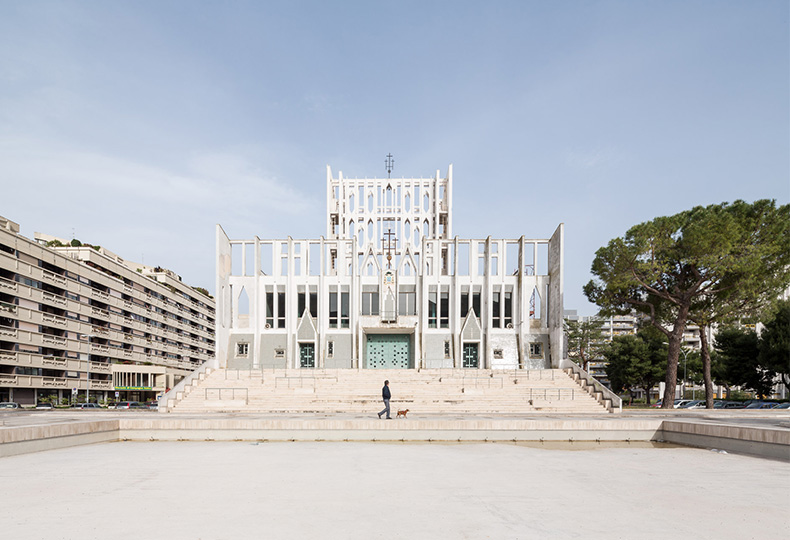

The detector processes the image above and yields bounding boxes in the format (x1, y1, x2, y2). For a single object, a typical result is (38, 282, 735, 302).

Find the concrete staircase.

(164, 368, 616, 414)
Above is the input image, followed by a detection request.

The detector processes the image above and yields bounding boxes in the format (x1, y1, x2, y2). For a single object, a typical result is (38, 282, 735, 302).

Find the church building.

(214, 165, 565, 371)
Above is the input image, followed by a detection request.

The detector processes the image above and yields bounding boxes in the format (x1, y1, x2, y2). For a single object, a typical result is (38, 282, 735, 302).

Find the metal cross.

(385, 153, 394, 178)
(382, 224, 398, 268)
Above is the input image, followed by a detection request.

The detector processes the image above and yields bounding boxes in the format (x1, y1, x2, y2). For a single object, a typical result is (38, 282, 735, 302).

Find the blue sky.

(2, 0, 788, 314)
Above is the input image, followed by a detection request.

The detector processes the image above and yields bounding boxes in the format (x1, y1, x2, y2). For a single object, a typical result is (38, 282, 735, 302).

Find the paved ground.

(0, 440, 787, 539)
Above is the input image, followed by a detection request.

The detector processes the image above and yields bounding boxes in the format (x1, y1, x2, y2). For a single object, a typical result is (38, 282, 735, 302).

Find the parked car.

(0, 401, 20, 409)
(711, 401, 745, 409)
(722, 401, 745, 409)
(114, 401, 144, 410)
(146, 402, 158, 410)
(680, 400, 706, 409)
(745, 401, 777, 409)
(774, 402, 790, 409)
(673, 400, 694, 409)
(35, 402, 54, 410)
(77, 403, 102, 410)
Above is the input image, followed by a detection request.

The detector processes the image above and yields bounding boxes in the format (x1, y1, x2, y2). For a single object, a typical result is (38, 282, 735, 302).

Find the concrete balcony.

(41, 312, 68, 328)
(41, 268, 67, 287)
(41, 334, 67, 347)
(41, 355, 68, 368)
(89, 362, 112, 374)
(0, 277, 17, 293)
(90, 343, 110, 354)
(42, 291, 67, 307)
(0, 327, 18, 339)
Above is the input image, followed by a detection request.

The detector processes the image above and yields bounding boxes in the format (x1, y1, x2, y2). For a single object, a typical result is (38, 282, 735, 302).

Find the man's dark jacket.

(382, 385, 391, 400)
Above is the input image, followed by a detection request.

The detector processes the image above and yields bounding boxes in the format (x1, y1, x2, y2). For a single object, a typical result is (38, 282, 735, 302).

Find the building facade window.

(277, 291, 286, 328)
(398, 291, 416, 316)
(265, 292, 274, 328)
(361, 291, 379, 316)
(439, 287, 449, 328)
(428, 289, 437, 328)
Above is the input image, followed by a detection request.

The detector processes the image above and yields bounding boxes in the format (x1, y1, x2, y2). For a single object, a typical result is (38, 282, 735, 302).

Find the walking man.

(378, 380, 391, 419)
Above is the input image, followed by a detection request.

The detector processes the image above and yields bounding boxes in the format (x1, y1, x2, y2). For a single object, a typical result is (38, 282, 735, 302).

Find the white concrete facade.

(215, 166, 564, 371)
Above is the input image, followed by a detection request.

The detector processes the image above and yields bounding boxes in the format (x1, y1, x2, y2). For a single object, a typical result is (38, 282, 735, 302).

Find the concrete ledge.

(2, 415, 788, 461)
(0, 420, 119, 458)
(117, 417, 663, 442)
(659, 420, 790, 461)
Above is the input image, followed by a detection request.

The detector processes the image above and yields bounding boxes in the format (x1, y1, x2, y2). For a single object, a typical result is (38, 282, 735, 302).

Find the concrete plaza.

(0, 439, 788, 540)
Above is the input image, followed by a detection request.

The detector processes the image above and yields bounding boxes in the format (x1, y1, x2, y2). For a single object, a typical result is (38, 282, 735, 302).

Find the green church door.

(299, 343, 315, 368)
(366, 334, 411, 369)
(462, 343, 479, 368)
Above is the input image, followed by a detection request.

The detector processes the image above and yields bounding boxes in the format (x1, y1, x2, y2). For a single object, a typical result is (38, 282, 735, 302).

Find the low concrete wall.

(2, 416, 788, 461)
(0, 420, 120, 458)
(659, 420, 790, 461)
(115, 417, 663, 444)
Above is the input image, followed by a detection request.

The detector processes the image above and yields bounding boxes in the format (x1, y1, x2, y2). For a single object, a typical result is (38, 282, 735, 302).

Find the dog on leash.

(396, 409, 409, 418)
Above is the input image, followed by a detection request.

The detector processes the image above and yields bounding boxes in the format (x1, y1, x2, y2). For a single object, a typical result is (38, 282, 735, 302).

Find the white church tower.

(214, 164, 564, 372)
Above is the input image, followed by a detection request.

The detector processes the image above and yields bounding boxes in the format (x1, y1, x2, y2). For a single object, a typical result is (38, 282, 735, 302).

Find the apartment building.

(0, 216, 215, 405)
(565, 310, 707, 386)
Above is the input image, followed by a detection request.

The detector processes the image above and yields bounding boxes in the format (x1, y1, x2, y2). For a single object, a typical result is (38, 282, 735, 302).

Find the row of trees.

(581, 199, 790, 408)
(590, 301, 790, 403)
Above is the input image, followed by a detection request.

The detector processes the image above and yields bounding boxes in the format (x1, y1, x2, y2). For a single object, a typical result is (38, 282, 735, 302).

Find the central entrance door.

(366, 334, 411, 369)
(299, 343, 315, 368)
(462, 343, 479, 368)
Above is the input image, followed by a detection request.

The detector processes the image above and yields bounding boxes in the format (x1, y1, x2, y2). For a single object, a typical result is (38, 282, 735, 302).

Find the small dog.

(396, 409, 409, 418)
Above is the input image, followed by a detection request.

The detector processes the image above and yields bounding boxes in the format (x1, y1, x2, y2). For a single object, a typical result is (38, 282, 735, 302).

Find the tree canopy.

(714, 327, 770, 396)
(758, 300, 790, 393)
(564, 316, 606, 371)
(584, 200, 790, 408)
(604, 328, 667, 404)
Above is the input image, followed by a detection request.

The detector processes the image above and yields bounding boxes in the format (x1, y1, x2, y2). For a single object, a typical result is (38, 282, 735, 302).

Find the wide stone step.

(167, 368, 610, 414)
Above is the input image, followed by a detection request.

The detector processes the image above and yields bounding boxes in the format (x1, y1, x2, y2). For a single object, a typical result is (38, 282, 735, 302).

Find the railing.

(508, 368, 555, 381)
(462, 375, 504, 389)
(90, 362, 111, 373)
(91, 289, 110, 300)
(0, 327, 17, 338)
(275, 376, 316, 388)
(42, 269, 67, 286)
(42, 291, 67, 306)
(158, 360, 211, 410)
(205, 388, 248, 402)
(526, 388, 576, 401)
(560, 359, 622, 413)
(42, 356, 67, 367)
(42, 313, 67, 326)
(42, 334, 66, 345)
(0, 278, 17, 291)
